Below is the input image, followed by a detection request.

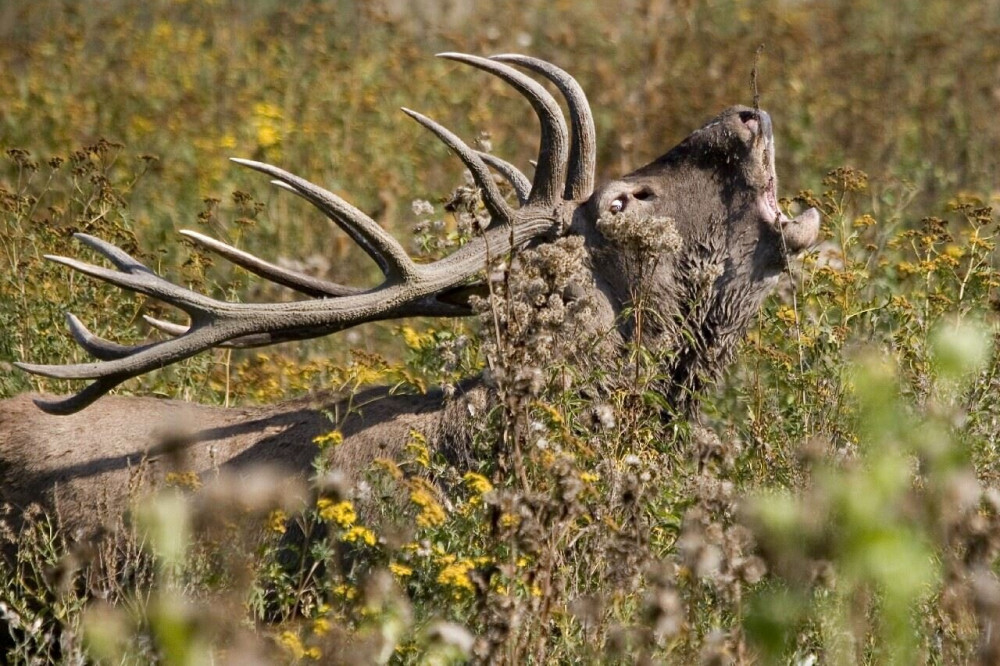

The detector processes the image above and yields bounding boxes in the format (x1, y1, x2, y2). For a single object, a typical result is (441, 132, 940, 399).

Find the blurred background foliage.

(3, 0, 1000, 663)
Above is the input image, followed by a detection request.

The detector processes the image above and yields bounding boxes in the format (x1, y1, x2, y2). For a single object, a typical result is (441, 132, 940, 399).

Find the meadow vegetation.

(2, 0, 1000, 663)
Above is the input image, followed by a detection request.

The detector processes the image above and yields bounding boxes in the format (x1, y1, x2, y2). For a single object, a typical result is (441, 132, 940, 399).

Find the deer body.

(0, 54, 819, 539)
(0, 386, 476, 535)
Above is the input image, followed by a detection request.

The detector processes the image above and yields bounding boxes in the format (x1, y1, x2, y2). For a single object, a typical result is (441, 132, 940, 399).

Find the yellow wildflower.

(463, 471, 493, 495)
(389, 562, 414, 577)
(579, 471, 600, 483)
(267, 509, 288, 535)
(401, 325, 423, 349)
(256, 123, 280, 148)
(775, 305, 798, 326)
(164, 471, 201, 490)
(253, 102, 283, 119)
(278, 631, 320, 660)
(312, 617, 331, 636)
(151, 21, 173, 41)
(406, 430, 431, 468)
(317, 499, 356, 528)
(499, 513, 521, 528)
(409, 479, 446, 527)
(535, 401, 566, 427)
(437, 560, 476, 595)
(946, 242, 968, 257)
(852, 214, 877, 229)
(343, 526, 376, 546)
(332, 583, 356, 600)
(372, 457, 403, 480)
(312, 430, 344, 450)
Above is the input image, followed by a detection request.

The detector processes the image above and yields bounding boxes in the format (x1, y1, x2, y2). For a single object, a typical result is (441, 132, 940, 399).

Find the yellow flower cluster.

(435, 554, 491, 598)
(252, 102, 285, 149)
(579, 471, 600, 483)
(389, 562, 414, 578)
(312, 430, 344, 450)
(400, 325, 435, 350)
(317, 499, 356, 528)
(852, 214, 877, 229)
(253, 102, 283, 119)
(406, 430, 431, 468)
(333, 583, 356, 600)
(499, 512, 521, 528)
(437, 561, 476, 595)
(267, 509, 288, 535)
(164, 471, 201, 490)
(312, 616, 331, 636)
(409, 479, 446, 528)
(278, 631, 320, 660)
(462, 471, 493, 495)
(776, 305, 799, 326)
(372, 457, 403, 480)
(343, 526, 376, 546)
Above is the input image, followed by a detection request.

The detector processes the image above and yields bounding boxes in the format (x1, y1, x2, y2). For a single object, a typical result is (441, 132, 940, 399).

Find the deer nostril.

(739, 110, 760, 136)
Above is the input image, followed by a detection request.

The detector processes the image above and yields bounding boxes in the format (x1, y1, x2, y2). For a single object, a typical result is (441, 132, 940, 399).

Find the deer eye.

(609, 197, 625, 214)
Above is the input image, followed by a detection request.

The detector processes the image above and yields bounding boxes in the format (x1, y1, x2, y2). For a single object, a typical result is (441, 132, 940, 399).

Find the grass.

(2, 0, 1000, 663)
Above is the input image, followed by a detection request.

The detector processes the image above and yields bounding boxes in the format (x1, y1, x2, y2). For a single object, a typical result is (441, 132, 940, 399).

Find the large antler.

(16, 54, 597, 415)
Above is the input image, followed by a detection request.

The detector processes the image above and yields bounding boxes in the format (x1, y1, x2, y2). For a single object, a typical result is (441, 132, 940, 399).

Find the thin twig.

(750, 43, 765, 113)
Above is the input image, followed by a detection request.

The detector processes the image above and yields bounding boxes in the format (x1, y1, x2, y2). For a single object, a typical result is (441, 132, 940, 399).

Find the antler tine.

(69, 309, 259, 360)
(400, 108, 515, 226)
(179, 230, 361, 298)
(142, 315, 188, 337)
(66, 313, 156, 360)
(32, 377, 136, 415)
(144, 316, 290, 349)
(492, 54, 596, 200)
(230, 158, 417, 283)
(477, 151, 531, 205)
(43, 253, 221, 318)
(73, 233, 154, 273)
(143, 315, 317, 349)
(437, 52, 569, 208)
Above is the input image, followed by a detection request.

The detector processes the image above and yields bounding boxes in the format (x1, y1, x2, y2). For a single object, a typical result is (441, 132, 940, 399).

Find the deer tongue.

(777, 207, 821, 253)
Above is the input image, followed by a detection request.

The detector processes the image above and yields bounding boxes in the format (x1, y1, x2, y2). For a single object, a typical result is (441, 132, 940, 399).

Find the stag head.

(566, 106, 820, 409)
(15, 54, 819, 416)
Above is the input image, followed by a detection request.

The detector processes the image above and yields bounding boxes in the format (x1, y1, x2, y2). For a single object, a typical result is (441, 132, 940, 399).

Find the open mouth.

(757, 133, 820, 254)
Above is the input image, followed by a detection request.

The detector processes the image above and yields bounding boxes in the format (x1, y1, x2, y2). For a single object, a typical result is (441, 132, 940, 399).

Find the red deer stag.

(0, 53, 819, 537)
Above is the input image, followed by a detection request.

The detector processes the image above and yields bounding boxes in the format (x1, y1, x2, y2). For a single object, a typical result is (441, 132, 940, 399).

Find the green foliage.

(3, 1, 1000, 664)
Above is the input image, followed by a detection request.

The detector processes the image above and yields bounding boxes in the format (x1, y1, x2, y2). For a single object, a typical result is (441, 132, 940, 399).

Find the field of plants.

(2, 0, 1000, 663)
